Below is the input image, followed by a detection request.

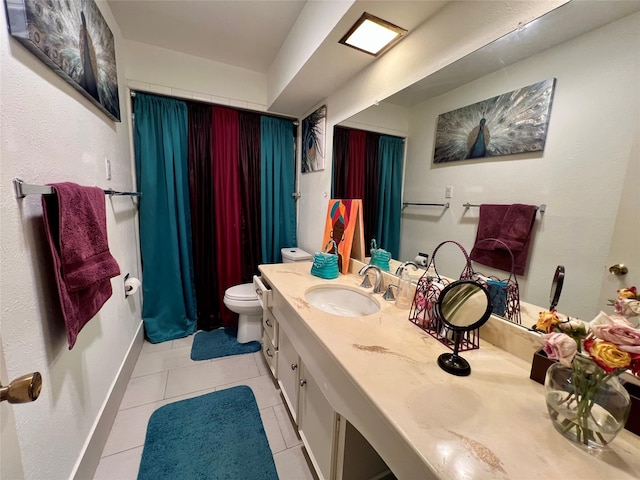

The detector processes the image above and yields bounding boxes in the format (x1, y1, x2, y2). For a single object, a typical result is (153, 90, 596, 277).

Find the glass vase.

(544, 355, 631, 449)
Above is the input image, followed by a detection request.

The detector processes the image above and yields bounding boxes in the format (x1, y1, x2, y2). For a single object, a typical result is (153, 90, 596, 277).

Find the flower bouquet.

(533, 287, 640, 448)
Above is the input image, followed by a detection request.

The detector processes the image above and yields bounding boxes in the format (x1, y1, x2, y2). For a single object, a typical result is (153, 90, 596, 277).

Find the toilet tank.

(281, 247, 312, 263)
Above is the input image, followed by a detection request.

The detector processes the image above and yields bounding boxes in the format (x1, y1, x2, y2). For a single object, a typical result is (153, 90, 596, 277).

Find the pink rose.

(542, 332, 577, 367)
(614, 298, 640, 317)
(592, 323, 640, 348)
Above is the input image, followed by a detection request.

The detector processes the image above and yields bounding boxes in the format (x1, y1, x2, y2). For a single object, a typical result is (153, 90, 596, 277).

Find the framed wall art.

(302, 105, 327, 173)
(434, 78, 556, 163)
(4, 0, 121, 121)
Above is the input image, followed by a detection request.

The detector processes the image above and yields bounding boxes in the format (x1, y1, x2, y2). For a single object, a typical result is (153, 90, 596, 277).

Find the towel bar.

(402, 202, 450, 211)
(462, 202, 546, 213)
(13, 178, 142, 199)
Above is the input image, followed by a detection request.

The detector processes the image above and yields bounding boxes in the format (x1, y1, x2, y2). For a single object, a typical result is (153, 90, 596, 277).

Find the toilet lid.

(225, 283, 257, 301)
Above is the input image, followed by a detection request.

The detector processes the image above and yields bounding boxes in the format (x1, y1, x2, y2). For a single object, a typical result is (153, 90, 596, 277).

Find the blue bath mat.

(190, 328, 261, 361)
(138, 386, 278, 480)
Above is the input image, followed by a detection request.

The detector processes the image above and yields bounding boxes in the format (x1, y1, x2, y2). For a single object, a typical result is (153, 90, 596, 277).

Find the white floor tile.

(273, 445, 317, 480)
(260, 406, 287, 454)
(273, 403, 302, 449)
(119, 372, 168, 410)
(139, 339, 172, 355)
(94, 447, 143, 480)
(164, 353, 260, 398)
(102, 401, 164, 456)
(216, 374, 282, 410)
(131, 345, 196, 378)
(172, 334, 195, 349)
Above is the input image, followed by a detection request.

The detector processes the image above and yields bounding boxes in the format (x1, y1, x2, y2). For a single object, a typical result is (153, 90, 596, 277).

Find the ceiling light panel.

(339, 12, 407, 56)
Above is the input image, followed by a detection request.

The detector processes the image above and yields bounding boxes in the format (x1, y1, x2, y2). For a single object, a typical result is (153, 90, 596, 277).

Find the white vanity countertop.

(259, 262, 640, 480)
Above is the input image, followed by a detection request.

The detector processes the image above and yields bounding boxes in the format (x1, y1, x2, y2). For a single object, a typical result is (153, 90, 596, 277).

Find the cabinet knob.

(291, 363, 298, 371)
(300, 379, 307, 387)
(265, 318, 272, 328)
(266, 348, 274, 358)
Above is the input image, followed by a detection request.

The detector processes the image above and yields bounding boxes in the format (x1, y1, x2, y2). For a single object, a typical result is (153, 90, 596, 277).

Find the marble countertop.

(259, 261, 640, 480)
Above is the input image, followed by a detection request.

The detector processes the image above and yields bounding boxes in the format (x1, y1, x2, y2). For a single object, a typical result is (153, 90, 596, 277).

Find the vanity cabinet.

(298, 362, 339, 480)
(276, 328, 300, 423)
(264, 285, 387, 480)
(255, 275, 278, 377)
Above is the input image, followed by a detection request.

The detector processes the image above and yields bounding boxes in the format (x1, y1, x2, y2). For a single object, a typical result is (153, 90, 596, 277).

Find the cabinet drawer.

(253, 275, 272, 309)
(262, 333, 278, 379)
(263, 309, 279, 347)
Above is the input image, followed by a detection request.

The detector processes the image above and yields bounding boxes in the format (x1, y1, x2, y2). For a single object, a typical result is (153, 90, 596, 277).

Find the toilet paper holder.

(124, 273, 141, 298)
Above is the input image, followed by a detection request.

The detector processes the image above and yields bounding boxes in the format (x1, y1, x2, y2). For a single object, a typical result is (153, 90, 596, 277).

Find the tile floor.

(94, 334, 316, 479)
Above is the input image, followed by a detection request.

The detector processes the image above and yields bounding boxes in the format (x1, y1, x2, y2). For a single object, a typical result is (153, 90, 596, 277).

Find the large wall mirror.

(337, 0, 640, 322)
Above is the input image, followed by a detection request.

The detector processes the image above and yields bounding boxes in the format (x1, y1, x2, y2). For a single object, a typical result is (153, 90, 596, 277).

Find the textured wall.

(0, 1, 142, 478)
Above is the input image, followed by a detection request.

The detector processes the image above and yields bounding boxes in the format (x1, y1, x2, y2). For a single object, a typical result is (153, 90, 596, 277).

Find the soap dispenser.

(395, 268, 413, 309)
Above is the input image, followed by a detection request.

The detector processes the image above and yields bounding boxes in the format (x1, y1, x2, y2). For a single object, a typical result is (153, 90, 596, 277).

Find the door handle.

(609, 264, 628, 276)
(0, 372, 42, 403)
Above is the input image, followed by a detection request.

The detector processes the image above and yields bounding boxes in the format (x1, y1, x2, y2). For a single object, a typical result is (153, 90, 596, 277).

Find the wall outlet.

(105, 157, 112, 180)
(445, 186, 453, 198)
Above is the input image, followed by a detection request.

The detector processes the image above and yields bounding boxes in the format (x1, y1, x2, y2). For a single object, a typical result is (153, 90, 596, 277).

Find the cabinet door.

(277, 329, 299, 423)
(298, 362, 337, 480)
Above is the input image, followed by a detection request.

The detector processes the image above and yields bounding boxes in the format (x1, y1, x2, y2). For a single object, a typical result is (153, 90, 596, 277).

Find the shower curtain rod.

(13, 178, 142, 199)
(129, 90, 299, 125)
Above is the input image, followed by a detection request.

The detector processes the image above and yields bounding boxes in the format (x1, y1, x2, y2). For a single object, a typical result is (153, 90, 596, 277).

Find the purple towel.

(470, 204, 537, 276)
(42, 183, 120, 349)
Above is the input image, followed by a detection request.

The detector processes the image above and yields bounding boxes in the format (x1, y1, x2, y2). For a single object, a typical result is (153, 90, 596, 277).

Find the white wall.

(399, 12, 639, 321)
(296, 0, 566, 258)
(0, 1, 142, 478)
(124, 40, 268, 110)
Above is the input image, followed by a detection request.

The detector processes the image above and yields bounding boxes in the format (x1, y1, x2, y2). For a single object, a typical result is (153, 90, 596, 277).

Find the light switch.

(105, 157, 111, 180)
(445, 186, 453, 198)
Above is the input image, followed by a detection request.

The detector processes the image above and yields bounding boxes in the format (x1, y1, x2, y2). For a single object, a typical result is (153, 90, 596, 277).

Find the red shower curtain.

(212, 107, 243, 327)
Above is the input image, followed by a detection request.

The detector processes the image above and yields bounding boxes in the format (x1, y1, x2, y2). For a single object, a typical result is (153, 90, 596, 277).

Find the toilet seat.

(225, 283, 257, 301)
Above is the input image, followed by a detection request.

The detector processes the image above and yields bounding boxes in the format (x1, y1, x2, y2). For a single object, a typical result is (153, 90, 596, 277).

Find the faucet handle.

(360, 274, 373, 288)
(383, 284, 398, 301)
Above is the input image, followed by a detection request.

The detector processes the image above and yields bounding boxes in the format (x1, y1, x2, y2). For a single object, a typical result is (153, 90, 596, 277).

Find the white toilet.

(223, 283, 263, 343)
(281, 247, 313, 264)
(224, 248, 312, 344)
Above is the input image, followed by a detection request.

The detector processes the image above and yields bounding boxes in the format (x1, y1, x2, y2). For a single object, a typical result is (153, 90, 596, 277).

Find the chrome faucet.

(395, 261, 419, 276)
(358, 264, 383, 294)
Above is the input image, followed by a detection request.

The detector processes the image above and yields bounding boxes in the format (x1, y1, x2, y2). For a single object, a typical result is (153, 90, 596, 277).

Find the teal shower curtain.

(260, 116, 297, 263)
(134, 93, 197, 343)
(376, 135, 404, 259)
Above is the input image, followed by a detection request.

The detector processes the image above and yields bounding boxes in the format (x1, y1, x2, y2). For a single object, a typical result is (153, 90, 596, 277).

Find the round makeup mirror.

(436, 280, 492, 376)
(549, 265, 565, 311)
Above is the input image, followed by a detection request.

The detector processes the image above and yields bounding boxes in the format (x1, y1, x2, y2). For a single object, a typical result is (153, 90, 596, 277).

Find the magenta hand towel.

(42, 183, 121, 349)
(469, 203, 537, 276)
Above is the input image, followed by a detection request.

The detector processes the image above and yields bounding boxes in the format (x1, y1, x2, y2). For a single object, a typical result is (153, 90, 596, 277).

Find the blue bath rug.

(190, 328, 261, 361)
(138, 386, 278, 480)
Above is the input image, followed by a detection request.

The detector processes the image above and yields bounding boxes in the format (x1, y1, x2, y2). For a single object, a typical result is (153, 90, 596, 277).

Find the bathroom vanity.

(256, 261, 640, 480)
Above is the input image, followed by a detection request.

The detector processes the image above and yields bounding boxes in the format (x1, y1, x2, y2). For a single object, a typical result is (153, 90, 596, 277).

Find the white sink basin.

(304, 285, 380, 317)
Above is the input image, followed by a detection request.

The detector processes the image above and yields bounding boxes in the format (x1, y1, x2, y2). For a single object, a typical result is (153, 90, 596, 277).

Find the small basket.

(408, 241, 479, 352)
(311, 240, 339, 279)
(471, 238, 521, 324)
(369, 239, 391, 271)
